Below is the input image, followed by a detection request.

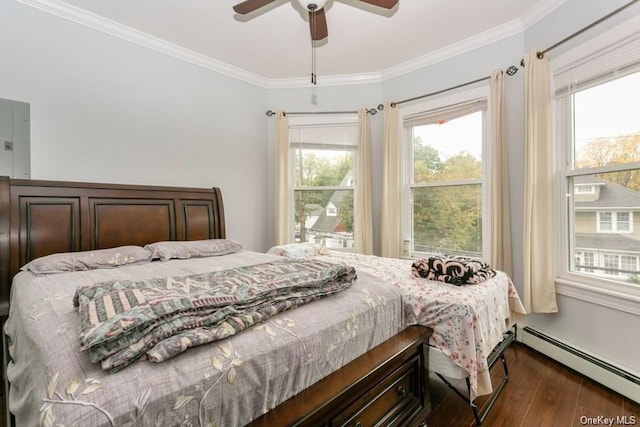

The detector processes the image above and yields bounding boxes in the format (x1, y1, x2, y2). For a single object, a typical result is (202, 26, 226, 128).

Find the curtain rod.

(390, 65, 519, 108)
(266, 105, 384, 117)
(522, 0, 639, 65)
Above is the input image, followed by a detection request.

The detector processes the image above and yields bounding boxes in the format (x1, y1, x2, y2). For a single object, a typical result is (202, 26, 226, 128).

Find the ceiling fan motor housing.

(298, 0, 327, 11)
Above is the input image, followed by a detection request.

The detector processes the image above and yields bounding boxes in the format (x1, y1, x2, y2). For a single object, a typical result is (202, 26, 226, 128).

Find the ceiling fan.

(232, 0, 399, 41)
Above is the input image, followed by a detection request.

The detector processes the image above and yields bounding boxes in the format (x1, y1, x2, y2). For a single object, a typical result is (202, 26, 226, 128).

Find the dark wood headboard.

(0, 177, 226, 315)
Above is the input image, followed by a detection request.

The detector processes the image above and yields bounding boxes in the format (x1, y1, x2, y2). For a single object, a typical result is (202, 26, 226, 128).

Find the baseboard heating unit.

(521, 326, 640, 403)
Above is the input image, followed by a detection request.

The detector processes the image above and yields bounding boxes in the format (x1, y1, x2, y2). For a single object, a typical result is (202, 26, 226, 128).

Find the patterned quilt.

(74, 259, 357, 372)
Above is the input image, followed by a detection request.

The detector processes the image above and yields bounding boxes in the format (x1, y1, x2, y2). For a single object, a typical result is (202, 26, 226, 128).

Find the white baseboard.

(519, 326, 640, 403)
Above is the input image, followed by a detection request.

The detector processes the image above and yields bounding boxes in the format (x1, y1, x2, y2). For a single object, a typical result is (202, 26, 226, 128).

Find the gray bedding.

(4, 250, 403, 426)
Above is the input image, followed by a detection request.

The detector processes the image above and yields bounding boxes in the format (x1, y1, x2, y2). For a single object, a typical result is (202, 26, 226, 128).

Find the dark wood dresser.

(250, 325, 433, 427)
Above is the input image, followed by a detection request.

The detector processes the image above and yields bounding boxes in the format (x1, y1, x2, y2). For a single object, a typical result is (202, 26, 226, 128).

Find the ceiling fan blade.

(309, 8, 328, 41)
(233, 0, 277, 14)
(358, 0, 398, 9)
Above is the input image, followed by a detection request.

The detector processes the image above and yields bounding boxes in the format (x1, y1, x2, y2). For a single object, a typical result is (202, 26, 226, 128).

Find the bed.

(0, 177, 432, 427)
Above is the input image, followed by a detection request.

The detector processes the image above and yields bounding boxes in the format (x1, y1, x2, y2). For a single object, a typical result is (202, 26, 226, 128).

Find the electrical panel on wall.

(0, 98, 30, 179)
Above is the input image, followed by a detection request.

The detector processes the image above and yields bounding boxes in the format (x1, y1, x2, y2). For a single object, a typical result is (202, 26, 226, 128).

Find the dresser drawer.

(331, 354, 422, 427)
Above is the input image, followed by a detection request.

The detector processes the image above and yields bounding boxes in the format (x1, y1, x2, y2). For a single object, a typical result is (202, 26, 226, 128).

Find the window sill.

(555, 276, 640, 316)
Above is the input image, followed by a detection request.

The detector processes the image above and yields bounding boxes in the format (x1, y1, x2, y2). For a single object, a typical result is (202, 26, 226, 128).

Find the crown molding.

(17, 0, 269, 87)
(381, 19, 524, 81)
(18, 0, 566, 89)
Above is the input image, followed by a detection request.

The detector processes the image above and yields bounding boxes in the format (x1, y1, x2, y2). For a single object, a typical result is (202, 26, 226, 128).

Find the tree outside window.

(408, 109, 485, 258)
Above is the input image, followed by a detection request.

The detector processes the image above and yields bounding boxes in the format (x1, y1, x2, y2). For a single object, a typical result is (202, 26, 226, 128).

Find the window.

(401, 88, 488, 258)
(621, 255, 637, 275)
(576, 185, 595, 194)
(553, 23, 640, 292)
(603, 254, 619, 276)
(597, 211, 632, 233)
(575, 251, 595, 273)
(289, 115, 358, 250)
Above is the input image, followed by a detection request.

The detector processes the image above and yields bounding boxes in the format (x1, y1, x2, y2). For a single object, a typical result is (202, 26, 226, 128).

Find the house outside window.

(400, 87, 489, 259)
(553, 33, 640, 291)
(289, 115, 358, 250)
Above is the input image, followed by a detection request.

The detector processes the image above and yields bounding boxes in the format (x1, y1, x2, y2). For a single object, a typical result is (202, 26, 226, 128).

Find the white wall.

(0, 0, 270, 251)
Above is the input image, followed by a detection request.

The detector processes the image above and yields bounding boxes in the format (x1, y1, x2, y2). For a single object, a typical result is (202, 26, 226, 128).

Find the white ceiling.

(41, 0, 567, 83)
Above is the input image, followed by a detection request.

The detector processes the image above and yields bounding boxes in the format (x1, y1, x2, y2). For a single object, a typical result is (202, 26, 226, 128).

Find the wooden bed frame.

(0, 177, 432, 426)
(0, 176, 226, 317)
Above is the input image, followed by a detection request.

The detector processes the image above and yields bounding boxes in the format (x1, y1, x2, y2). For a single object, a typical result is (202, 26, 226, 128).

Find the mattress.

(267, 246, 527, 400)
(4, 250, 404, 426)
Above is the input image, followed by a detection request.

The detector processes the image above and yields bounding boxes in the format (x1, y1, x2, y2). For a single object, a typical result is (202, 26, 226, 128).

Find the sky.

(574, 70, 640, 158)
(412, 112, 483, 161)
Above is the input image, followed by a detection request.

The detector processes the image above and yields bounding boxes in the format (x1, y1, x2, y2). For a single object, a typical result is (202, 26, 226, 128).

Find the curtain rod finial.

(265, 110, 275, 117)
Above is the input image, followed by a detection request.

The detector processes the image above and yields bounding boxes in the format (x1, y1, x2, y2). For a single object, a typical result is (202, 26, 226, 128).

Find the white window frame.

(288, 114, 359, 251)
(551, 15, 640, 315)
(398, 86, 491, 260)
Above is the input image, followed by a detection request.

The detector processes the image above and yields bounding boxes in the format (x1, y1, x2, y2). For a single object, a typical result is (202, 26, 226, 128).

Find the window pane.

(294, 189, 353, 249)
(621, 256, 636, 273)
(570, 172, 640, 283)
(294, 149, 354, 187)
(574, 72, 640, 169)
(412, 112, 483, 184)
(412, 184, 482, 257)
(603, 255, 619, 276)
(616, 212, 630, 231)
(599, 212, 613, 231)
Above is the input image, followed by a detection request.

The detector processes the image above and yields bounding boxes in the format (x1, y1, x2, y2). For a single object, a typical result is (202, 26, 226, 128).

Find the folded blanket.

(411, 255, 496, 285)
(74, 259, 356, 371)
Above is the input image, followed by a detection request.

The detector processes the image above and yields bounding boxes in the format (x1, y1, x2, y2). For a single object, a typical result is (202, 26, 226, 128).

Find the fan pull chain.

(310, 4, 317, 85)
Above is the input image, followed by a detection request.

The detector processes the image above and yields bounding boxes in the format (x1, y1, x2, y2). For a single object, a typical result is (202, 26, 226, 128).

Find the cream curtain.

(489, 70, 513, 275)
(274, 111, 290, 246)
(355, 108, 373, 254)
(381, 102, 401, 258)
(523, 50, 558, 313)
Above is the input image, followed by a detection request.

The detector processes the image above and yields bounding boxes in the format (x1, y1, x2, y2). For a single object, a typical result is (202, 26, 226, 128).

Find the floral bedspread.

(286, 250, 527, 400)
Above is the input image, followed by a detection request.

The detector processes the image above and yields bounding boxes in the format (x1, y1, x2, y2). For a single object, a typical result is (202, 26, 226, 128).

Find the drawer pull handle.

(397, 386, 407, 397)
(355, 422, 363, 427)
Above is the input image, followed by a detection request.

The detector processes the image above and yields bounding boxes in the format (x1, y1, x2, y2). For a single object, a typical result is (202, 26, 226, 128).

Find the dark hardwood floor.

(426, 342, 640, 427)
(0, 342, 637, 427)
